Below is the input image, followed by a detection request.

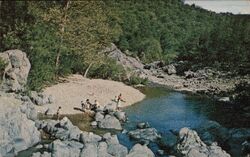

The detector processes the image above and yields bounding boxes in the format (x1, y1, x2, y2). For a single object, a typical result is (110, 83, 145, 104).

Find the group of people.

(81, 99, 100, 111)
(81, 93, 126, 111)
(53, 93, 126, 121)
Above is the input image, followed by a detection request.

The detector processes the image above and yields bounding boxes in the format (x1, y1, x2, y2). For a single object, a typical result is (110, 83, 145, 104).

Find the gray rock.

(29, 91, 50, 106)
(98, 115, 122, 130)
(176, 127, 231, 157)
(97, 142, 114, 157)
(103, 133, 120, 144)
(49, 140, 83, 157)
(80, 131, 102, 144)
(80, 143, 98, 157)
(0, 107, 40, 156)
(103, 133, 128, 157)
(35, 144, 43, 149)
(104, 103, 117, 113)
(0, 50, 31, 92)
(126, 144, 155, 157)
(21, 95, 32, 102)
(95, 112, 105, 122)
(163, 64, 176, 75)
(107, 43, 145, 78)
(107, 143, 128, 157)
(20, 101, 37, 121)
(114, 111, 127, 122)
(48, 95, 54, 104)
(128, 128, 161, 142)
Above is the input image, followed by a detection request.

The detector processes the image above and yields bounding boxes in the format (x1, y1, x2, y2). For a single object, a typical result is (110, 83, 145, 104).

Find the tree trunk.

(84, 63, 93, 78)
(55, 0, 70, 70)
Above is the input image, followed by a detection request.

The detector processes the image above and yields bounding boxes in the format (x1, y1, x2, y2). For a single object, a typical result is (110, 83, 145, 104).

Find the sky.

(184, 0, 250, 14)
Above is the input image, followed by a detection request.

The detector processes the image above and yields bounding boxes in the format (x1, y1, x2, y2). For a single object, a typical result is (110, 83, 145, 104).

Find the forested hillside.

(0, 0, 249, 90)
(107, 0, 250, 68)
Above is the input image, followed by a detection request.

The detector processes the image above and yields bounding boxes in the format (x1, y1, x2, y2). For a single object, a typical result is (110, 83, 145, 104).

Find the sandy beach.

(35, 75, 145, 114)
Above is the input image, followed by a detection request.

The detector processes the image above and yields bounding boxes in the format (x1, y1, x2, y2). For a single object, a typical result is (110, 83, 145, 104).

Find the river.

(18, 87, 249, 157)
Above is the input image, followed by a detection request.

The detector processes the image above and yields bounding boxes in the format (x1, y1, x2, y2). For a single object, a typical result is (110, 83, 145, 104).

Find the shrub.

(233, 81, 250, 107)
(128, 75, 148, 86)
(88, 58, 127, 81)
(0, 58, 7, 83)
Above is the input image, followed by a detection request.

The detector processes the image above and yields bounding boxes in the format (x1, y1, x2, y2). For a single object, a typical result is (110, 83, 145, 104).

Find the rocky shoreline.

(1, 89, 250, 157)
(108, 43, 249, 101)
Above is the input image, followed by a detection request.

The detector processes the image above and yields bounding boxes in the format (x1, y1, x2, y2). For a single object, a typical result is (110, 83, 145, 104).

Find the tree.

(42, 1, 113, 77)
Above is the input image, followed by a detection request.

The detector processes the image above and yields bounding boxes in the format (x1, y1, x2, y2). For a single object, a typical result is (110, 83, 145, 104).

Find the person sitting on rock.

(81, 101, 87, 111)
(56, 106, 62, 120)
(91, 100, 100, 111)
(117, 93, 126, 110)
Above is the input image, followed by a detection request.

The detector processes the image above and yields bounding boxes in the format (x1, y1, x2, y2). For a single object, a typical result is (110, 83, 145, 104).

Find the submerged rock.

(137, 122, 150, 129)
(128, 127, 161, 142)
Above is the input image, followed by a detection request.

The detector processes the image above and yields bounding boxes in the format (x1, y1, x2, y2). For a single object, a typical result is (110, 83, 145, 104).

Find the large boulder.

(126, 144, 155, 157)
(114, 111, 127, 122)
(0, 50, 31, 92)
(103, 133, 128, 157)
(176, 127, 231, 157)
(0, 107, 40, 156)
(98, 115, 122, 130)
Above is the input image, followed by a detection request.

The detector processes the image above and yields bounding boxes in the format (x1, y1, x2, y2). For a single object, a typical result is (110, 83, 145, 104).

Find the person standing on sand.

(117, 93, 126, 110)
(85, 99, 92, 110)
(56, 106, 62, 120)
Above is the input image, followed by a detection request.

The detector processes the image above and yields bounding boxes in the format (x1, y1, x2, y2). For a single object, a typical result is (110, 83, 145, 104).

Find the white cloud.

(184, 0, 250, 14)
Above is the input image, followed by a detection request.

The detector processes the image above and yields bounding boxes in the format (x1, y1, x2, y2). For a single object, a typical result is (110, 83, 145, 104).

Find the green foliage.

(233, 81, 250, 107)
(0, 58, 7, 83)
(106, 0, 250, 71)
(0, 0, 249, 91)
(88, 58, 126, 81)
(128, 75, 148, 86)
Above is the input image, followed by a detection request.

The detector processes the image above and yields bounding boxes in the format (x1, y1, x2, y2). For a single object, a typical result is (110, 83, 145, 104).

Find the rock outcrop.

(176, 127, 231, 157)
(0, 50, 31, 92)
(0, 102, 40, 156)
(29, 91, 54, 106)
(126, 144, 155, 157)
